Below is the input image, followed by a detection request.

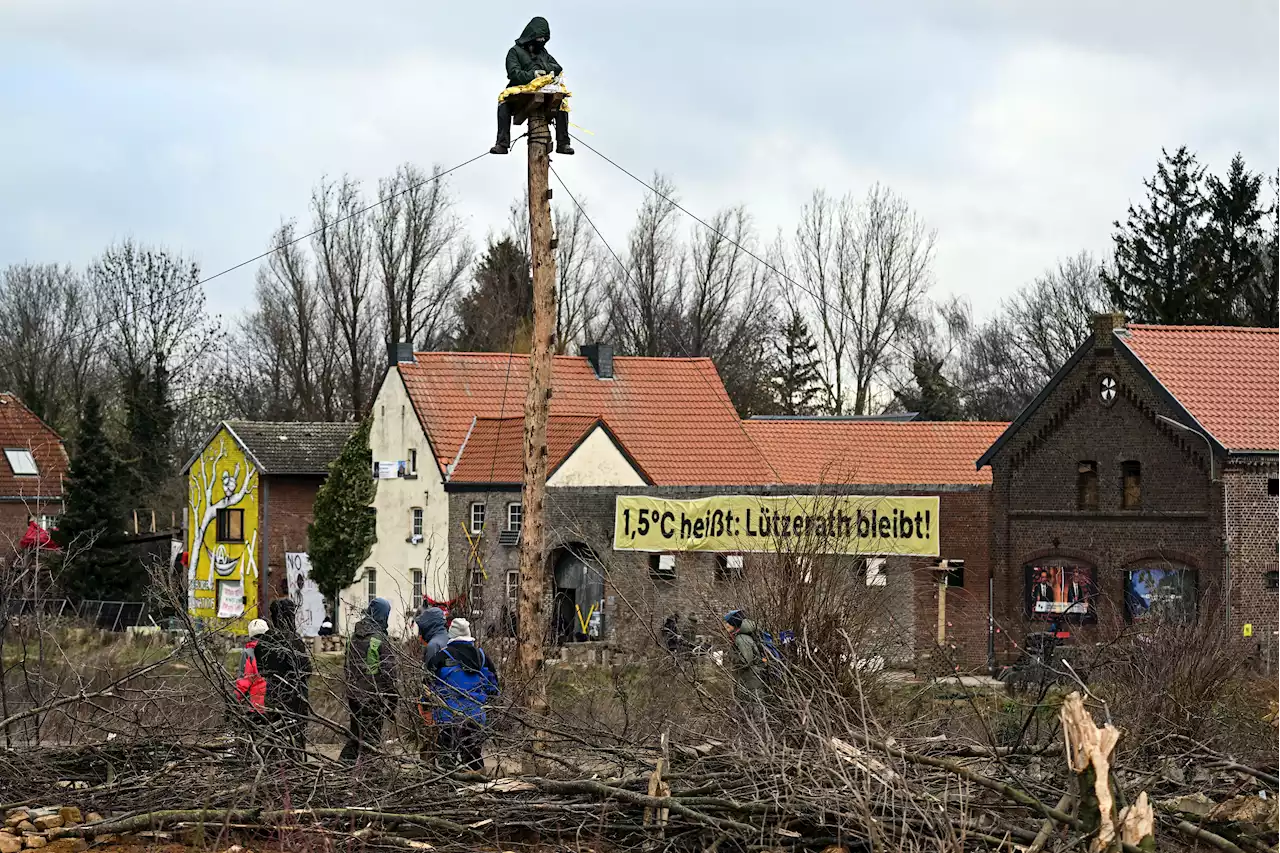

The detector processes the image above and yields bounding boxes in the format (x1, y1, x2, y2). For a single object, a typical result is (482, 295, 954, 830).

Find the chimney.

(388, 342, 416, 366)
(580, 343, 614, 379)
(1092, 312, 1126, 353)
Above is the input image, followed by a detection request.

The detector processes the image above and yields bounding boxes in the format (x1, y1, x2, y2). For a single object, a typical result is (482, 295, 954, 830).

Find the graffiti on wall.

(187, 428, 259, 628)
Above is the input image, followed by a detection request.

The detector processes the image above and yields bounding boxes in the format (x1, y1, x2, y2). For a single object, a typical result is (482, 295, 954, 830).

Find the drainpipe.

(1155, 415, 1226, 625)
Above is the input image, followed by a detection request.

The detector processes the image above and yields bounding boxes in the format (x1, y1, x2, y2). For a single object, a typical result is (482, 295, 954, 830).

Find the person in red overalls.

(235, 619, 270, 714)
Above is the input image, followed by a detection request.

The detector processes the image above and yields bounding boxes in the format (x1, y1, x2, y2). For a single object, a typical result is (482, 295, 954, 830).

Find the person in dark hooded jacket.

(427, 618, 498, 771)
(413, 605, 450, 755)
(491, 17, 573, 156)
(416, 606, 450, 667)
(340, 597, 398, 762)
(256, 598, 314, 750)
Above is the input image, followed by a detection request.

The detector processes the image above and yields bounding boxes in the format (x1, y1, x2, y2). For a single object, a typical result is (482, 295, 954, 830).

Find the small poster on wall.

(1025, 564, 1095, 620)
(286, 552, 328, 637)
(217, 579, 245, 618)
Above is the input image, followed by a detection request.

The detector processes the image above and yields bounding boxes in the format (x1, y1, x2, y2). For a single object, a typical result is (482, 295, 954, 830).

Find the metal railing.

(2, 599, 156, 631)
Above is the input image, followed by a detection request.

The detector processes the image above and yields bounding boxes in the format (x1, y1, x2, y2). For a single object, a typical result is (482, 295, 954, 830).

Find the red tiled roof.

(1118, 325, 1279, 452)
(399, 353, 776, 486)
(448, 415, 606, 484)
(743, 419, 1009, 486)
(0, 393, 68, 498)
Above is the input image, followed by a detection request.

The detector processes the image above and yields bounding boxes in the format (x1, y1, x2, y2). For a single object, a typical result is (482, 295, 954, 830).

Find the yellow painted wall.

(186, 426, 261, 630)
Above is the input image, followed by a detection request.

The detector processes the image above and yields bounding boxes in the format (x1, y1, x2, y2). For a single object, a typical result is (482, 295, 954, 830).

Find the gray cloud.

(1, 0, 1275, 320)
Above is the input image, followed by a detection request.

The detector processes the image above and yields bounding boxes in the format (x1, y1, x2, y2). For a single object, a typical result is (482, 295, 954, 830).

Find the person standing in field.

(427, 618, 499, 771)
(340, 597, 397, 763)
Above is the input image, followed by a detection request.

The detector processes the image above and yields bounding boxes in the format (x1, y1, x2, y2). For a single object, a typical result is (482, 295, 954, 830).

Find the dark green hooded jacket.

(505, 17, 562, 87)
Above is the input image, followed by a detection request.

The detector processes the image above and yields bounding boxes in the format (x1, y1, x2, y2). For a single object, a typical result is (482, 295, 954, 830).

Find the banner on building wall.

(285, 552, 328, 637)
(613, 494, 940, 557)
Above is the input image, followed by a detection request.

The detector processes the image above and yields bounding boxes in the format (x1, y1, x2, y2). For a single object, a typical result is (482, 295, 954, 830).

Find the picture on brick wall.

(1124, 567, 1197, 622)
(1024, 564, 1095, 620)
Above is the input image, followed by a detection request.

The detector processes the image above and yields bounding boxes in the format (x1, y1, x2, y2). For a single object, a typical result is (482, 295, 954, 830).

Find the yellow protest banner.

(614, 494, 939, 557)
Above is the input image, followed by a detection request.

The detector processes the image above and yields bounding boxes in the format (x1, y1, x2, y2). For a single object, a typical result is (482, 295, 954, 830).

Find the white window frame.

(408, 448, 418, 476)
(865, 557, 887, 587)
(4, 449, 38, 476)
(469, 502, 486, 535)
(411, 507, 424, 539)
(506, 570, 519, 601)
(507, 502, 523, 532)
(366, 568, 377, 603)
(412, 568, 423, 606)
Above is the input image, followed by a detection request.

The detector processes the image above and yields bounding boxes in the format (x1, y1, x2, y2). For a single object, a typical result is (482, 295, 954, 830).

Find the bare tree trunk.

(515, 112, 557, 707)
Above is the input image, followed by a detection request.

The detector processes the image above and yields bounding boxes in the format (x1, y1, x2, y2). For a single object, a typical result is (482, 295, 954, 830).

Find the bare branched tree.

(0, 264, 103, 437)
(508, 193, 610, 353)
(312, 176, 381, 417)
(610, 174, 682, 357)
(1003, 251, 1112, 380)
(375, 163, 473, 352)
(782, 190, 854, 414)
(89, 240, 218, 393)
(846, 184, 935, 415)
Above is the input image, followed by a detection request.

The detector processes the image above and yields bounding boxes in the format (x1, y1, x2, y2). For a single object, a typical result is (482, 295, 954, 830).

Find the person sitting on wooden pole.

(491, 16, 573, 156)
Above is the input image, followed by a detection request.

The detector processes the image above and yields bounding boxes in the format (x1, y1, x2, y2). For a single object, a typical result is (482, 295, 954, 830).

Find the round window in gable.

(1099, 374, 1118, 407)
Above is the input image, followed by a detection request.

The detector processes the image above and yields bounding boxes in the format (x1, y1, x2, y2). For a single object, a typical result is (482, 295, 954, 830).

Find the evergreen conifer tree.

(54, 395, 138, 600)
(454, 237, 534, 351)
(771, 309, 823, 416)
(1244, 176, 1280, 327)
(1104, 147, 1207, 323)
(307, 416, 377, 602)
(123, 354, 176, 505)
(1196, 154, 1267, 325)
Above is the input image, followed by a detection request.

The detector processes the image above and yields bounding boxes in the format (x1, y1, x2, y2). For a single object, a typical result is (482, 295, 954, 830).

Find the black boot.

(554, 112, 573, 155)
(492, 102, 512, 155)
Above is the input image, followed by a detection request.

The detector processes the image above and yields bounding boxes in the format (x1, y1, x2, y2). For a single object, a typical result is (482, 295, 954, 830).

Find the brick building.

(744, 418, 1006, 670)
(0, 393, 68, 549)
(430, 356, 1005, 669)
(184, 420, 355, 626)
(351, 345, 776, 635)
(978, 315, 1279, 662)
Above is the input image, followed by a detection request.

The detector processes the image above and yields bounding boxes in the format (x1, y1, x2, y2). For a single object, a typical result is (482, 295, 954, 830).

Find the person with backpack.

(235, 618, 270, 714)
(256, 599, 313, 751)
(340, 597, 398, 763)
(724, 610, 775, 703)
(427, 618, 499, 771)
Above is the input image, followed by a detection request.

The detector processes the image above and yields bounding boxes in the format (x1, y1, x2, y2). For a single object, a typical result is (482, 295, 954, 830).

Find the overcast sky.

(2, 1, 1275, 322)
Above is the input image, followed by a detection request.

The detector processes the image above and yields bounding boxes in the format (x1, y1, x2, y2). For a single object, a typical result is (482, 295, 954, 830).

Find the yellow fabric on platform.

(497, 74, 572, 112)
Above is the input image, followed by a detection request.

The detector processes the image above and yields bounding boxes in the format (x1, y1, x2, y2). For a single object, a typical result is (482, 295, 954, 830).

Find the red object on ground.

(19, 520, 57, 550)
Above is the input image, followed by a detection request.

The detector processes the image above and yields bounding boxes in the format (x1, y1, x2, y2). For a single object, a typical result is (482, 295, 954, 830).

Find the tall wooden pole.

(515, 106, 556, 707)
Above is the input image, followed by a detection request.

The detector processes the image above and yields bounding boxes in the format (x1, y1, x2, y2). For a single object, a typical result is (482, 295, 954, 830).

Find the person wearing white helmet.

(235, 619, 271, 713)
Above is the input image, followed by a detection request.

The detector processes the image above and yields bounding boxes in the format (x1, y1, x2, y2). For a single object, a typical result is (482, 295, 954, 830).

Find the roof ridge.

(1125, 324, 1279, 334)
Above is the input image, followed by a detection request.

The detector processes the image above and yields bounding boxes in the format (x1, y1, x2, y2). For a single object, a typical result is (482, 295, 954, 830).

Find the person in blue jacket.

(427, 618, 499, 771)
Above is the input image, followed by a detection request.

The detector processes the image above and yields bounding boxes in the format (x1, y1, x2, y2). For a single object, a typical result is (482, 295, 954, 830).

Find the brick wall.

(911, 490, 993, 673)
(446, 484, 992, 670)
(1225, 460, 1279, 658)
(987, 336, 1236, 662)
(259, 474, 325, 602)
(0, 499, 60, 551)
